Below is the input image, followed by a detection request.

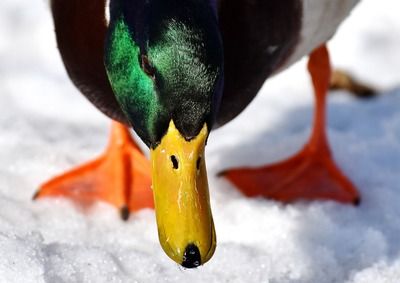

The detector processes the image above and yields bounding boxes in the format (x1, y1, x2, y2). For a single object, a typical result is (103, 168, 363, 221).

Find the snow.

(1, 0, 400, 282)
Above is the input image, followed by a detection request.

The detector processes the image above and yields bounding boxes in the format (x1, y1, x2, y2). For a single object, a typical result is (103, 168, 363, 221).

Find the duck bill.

(150, 121, 216, 268)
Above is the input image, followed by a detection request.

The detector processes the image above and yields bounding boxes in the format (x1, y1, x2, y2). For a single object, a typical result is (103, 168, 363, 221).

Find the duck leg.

(223, 45, 360, 205)
(34, 121, 154, 219)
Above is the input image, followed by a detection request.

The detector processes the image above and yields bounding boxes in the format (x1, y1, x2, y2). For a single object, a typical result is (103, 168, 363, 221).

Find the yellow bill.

(150, 120, 216, 268)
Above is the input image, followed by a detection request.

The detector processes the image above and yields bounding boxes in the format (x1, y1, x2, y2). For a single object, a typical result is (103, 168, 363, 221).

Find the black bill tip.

(182, 244, 201, 268)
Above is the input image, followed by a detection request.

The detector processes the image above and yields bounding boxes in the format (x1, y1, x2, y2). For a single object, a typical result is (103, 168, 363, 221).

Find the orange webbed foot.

(222, 45, 360, 205)
(34, 121, 154, 219)
(223, 145, 360, 205)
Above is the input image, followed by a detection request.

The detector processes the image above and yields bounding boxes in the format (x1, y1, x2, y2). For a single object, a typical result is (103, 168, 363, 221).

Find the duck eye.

(171, 155, 179, 169)
(140, 54, 155, 78)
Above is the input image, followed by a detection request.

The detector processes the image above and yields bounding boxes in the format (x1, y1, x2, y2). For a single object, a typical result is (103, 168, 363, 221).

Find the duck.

(35, 0, 362, 268)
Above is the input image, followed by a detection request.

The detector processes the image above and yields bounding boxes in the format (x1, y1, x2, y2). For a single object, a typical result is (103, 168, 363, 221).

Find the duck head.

(104, 0, 223, 267)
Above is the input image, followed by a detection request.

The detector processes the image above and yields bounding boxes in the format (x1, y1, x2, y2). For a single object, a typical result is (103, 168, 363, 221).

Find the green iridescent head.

(105, 0, 223, 148)
(105, 0, 223, 268)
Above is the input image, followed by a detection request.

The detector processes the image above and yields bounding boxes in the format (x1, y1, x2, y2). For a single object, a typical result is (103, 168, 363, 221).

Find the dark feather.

(216, 0, 302, 126)
(51, 0, 128, 124)
(51, 0, 302, 128)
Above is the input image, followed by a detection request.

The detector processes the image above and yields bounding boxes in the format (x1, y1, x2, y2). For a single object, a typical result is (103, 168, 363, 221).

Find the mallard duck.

(36, 0, 361, 268)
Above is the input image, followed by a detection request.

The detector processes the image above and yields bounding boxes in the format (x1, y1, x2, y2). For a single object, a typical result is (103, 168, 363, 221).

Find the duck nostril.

(182, 244, 201, 268)
(171, 155, 179, 169)
(196, 157, 202, 170)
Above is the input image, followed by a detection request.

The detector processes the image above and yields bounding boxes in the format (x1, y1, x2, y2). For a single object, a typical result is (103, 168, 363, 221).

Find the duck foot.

(222, 45, 360, 205)
(222, 145, 360, 204)
(330, 69, 377, 98)
(34, 121, 154, 219)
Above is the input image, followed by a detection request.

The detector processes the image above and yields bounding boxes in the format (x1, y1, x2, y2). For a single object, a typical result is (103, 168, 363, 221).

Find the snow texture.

(1, 0, 400, 282)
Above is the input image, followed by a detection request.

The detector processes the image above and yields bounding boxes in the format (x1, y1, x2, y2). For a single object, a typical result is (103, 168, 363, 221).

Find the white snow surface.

(1, 0, 400, 282)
